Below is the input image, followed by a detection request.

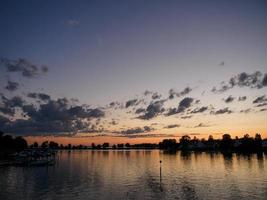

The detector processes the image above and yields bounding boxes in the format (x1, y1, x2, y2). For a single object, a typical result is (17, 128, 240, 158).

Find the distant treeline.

(1, 130, 267, 157)
(159, 134, 266, 153)
(30, 133, 267, 153)
(28, 141, 158, 150)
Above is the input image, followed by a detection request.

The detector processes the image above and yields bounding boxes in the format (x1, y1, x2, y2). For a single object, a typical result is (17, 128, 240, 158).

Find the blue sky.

(0, 0, 267, 141)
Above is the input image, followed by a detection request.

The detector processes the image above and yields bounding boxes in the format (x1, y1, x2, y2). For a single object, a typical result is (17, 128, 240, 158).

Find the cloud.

(212, 71, 266, 93)
(219, 61, 225, 66)
(262, 74, 267, 86)
(0, 94, 25, 116)
(27, 92, 51, 102)
(144, 90, 153, 96)
(238, 96, 247, 101)
(114, 133, 178, 138)
(67, 19, 80, 27)
(168, 87, 192, 99)
(108, 101, 124, 109)
(181, 115, 193, 119)
(109, 120, 118, 125)
(190, 106, 208, 114)
(151, 92, 161, 100)
(223, 95, 235, 103)
(119, 126, 154, 134)
(135, 108, 145, 114)
(125, 99, 138, 108)
(164, 124, 180, 129)
(211, 107, 233, 115)
(137, 100, 165, 120)
(0, 96, 105, 135)
(253, 95, 267, 104)
(5, 81, 19, 91)
(1, 58, 48, 78)
(255, 103, 267, 107)
(143, 90, 162, 100)
(194, 123, 210, 128)
(166, 97, 194, 116)
(240, 108, 252, 114)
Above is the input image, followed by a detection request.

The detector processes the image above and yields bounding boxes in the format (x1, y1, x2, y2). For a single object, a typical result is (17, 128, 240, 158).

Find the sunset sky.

(0, 0, 267, 145)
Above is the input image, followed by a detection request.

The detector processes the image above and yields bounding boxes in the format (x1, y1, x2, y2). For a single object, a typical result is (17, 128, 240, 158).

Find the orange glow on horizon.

(25, 131, 267, 146)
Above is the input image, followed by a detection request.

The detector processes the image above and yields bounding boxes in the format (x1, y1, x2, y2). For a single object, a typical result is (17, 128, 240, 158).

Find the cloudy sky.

(0, 0, 266, 145)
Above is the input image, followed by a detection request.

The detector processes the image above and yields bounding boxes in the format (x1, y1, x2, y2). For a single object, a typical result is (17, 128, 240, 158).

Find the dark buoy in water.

(159, 160, 163, 191)
(159, 160, 162, 180)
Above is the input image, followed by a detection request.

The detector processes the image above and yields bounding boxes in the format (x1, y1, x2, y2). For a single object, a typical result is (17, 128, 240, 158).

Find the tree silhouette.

(180, 135, 191, 150)
(125, 143, 130, 148)
(41, 141, 49, 148)
(33, 142, 38, 148)
(159, 139, 177, 150)
(102, 143, 109, 149)
(220, 134, 233, 151)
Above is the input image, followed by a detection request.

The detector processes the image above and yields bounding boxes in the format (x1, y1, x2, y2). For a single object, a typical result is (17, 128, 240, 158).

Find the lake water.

(0, 150, 266, 200)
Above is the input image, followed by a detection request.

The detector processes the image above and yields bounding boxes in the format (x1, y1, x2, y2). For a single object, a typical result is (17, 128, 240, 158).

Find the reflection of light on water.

(0, 150, 266, 200)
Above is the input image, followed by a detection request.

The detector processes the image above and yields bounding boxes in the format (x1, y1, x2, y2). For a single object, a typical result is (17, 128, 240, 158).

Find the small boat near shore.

(13, 148, 57, 167)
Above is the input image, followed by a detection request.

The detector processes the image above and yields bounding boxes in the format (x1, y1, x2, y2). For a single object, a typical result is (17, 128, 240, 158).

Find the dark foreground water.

(0, 150, 266, 200)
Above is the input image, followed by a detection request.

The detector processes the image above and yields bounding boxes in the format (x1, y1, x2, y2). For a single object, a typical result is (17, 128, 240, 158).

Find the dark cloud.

(109, 101, 119, 107)
(5, 81, 19, 91)
(255, 103, 267, 107)
(143, 90, 162, 100)
(211, 85, 231, 93)
(240, 108, 252, 114)
(135, 108, 146, 114)
(0, 117, 92, 136)
(168, 87, 192, 99)
(168, 89, 175, 99)
(212, 71, 266, 93)
(190, 106, 208, 114)
(41, 66, 49, 73)
(144, 90, 153, 96)
(0, 97, 105, 135)
(137, 100, 165, 120)
(238, 96, 247, 101)
(164, 124, 180, 129)
(231, 71, 263, 88)
(1, 58, 48, 78)
(0, 94, 25, 116)
(0, 115, 10, 127)
(166, 97, 194, 116)
(262, 74, 267, 86)
(27, 92, 51, 101)
(211, 107, 233, 115)
(253, 95, 267, 104)
(115, 133, 177, 138)
(110, 120, 118, 125)
(219, 61, 225, 66)
(108, 101, 124, 109)
(119, 126, 154, 134)
(81, 124, 105, 133)
(151, 92, 161, 100)
(86, 108, 105, 118)
(223, 95, 235, 103)
(194, 123, 210, 128)
(125, 99, 138, 108)
(181, 115, 193, 119)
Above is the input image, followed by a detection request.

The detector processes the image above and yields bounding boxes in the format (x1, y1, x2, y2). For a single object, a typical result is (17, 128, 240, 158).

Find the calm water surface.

(0, 150, 266, 200)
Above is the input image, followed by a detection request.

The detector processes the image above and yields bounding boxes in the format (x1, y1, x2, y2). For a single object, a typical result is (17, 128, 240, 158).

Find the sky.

(0, 0, 267, 145)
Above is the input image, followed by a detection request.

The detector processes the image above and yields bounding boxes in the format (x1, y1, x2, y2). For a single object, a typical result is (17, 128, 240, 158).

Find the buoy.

(159, 160, 163, 192)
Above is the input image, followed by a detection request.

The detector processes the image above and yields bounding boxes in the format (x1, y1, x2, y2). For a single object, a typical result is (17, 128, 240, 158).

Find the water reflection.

(0, 150, 266, 200)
